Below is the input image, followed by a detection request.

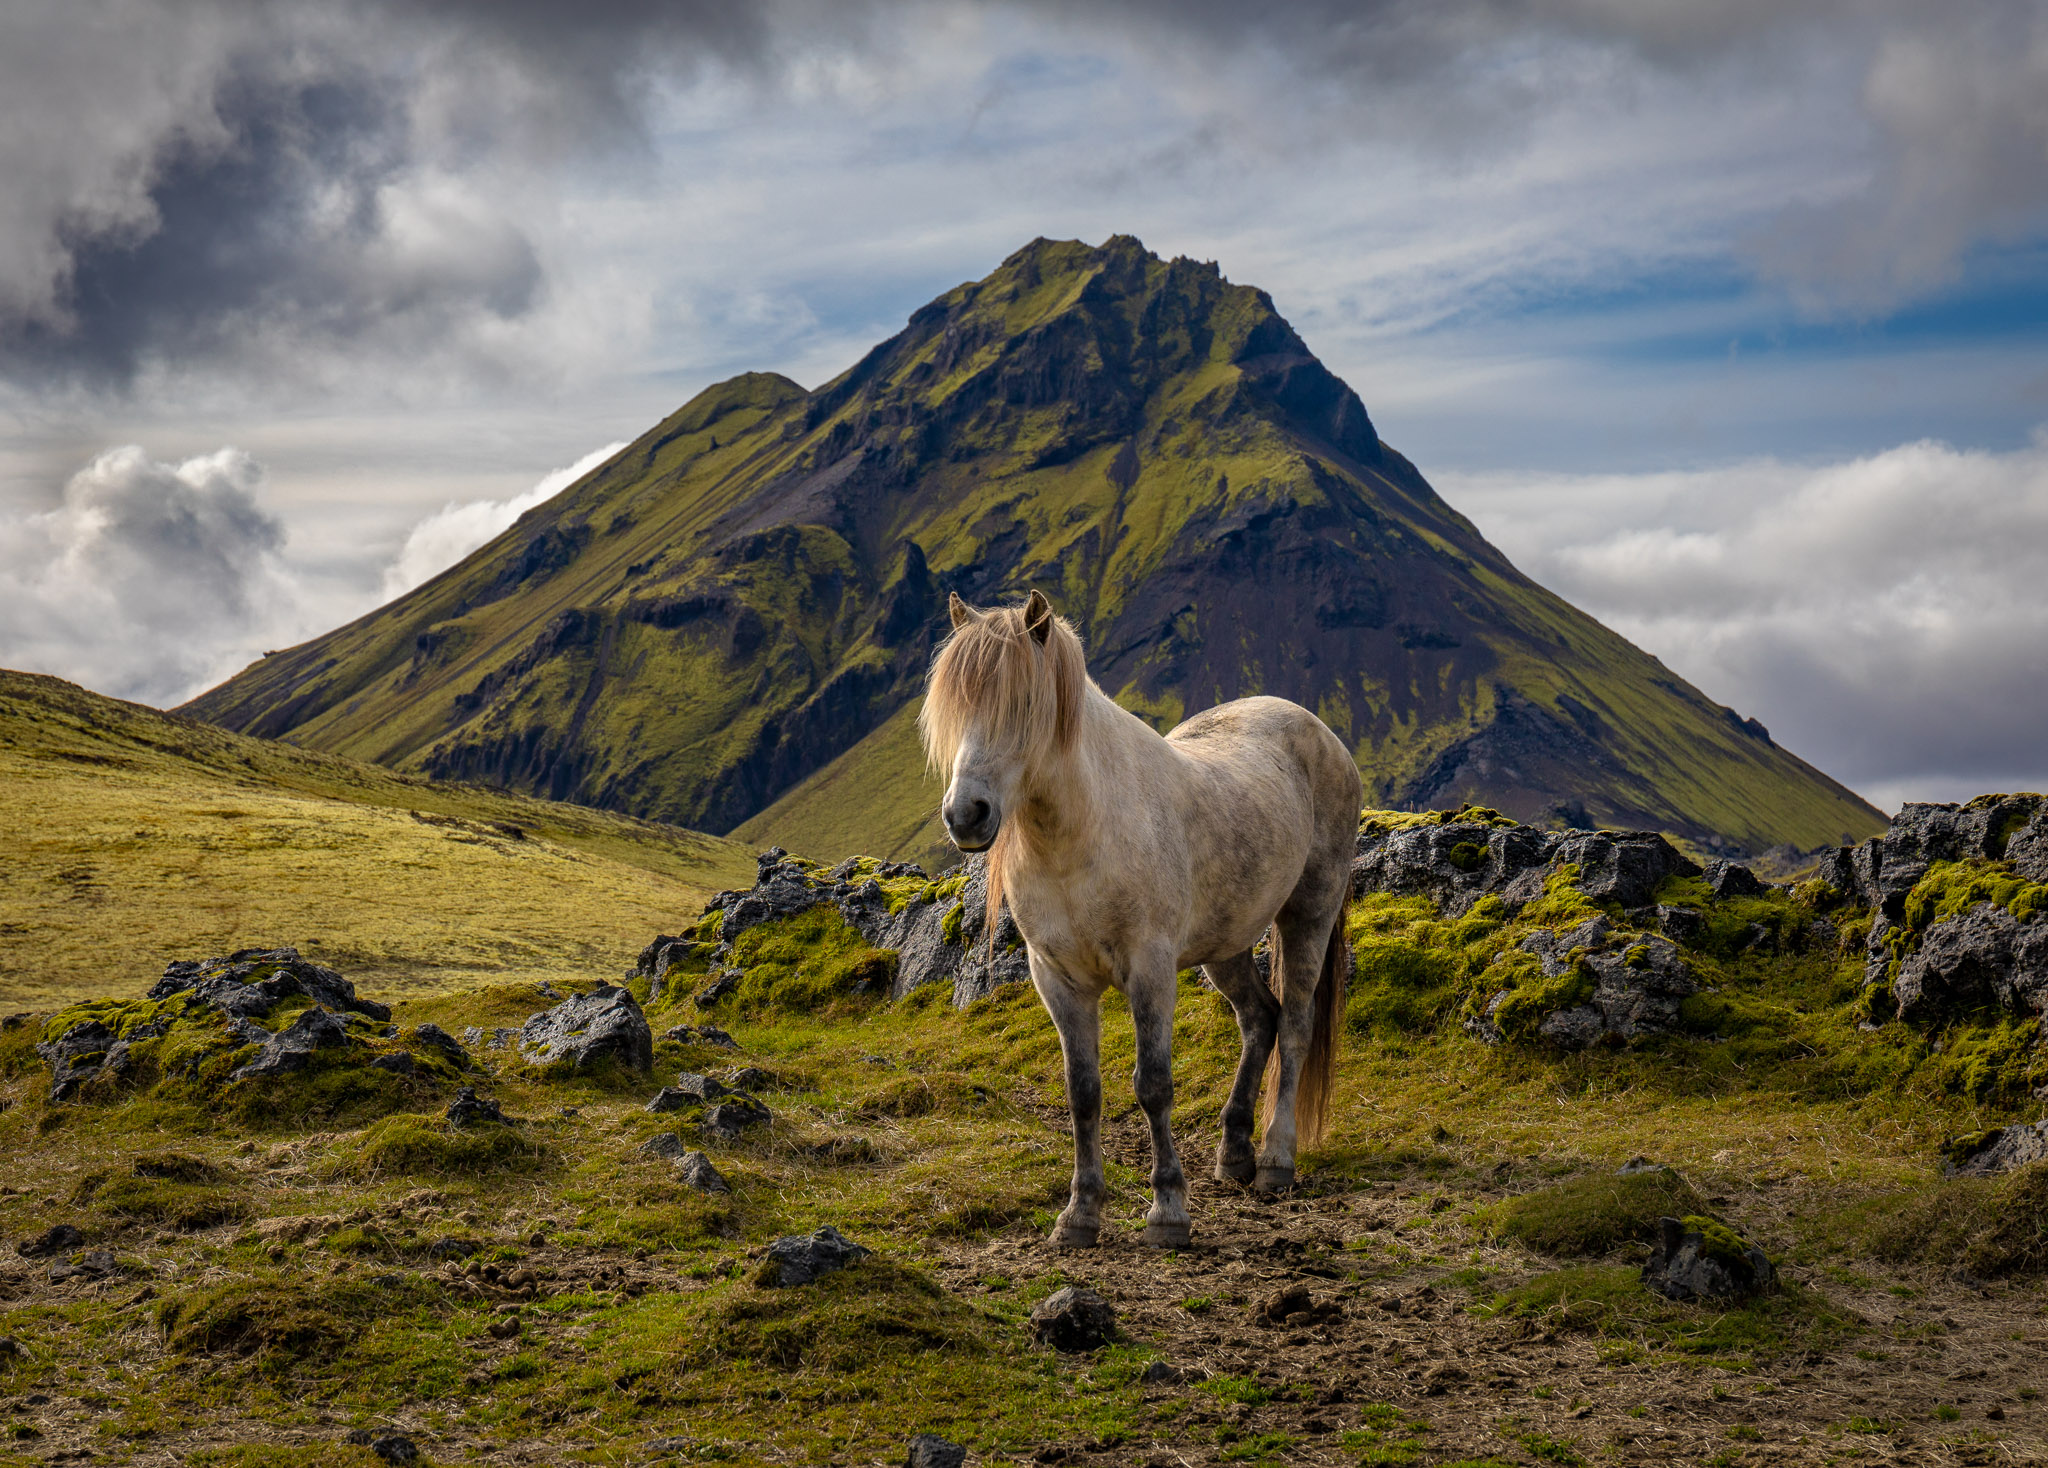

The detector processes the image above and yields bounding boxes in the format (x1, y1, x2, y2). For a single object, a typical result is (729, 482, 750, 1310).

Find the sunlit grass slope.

(183, 236, 1884, 856)
(0, 670, 754, 1009)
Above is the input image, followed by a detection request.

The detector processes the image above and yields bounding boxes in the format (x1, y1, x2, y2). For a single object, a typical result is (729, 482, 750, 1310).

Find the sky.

(0, 0, 2045, 815)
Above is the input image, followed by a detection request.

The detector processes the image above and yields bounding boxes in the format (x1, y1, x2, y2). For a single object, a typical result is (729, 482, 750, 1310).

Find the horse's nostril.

(969, 799, 990, 826)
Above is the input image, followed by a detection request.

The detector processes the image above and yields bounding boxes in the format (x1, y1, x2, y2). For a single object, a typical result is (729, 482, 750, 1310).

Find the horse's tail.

(1259, 897, 1351, 1149)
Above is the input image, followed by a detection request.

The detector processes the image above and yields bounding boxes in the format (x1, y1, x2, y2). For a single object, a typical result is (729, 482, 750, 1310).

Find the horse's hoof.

(1252, 1164, 1295, 1194)
(1142, 1220, 1191, 1250)
(1052, 1223, 1099, 1251)
(1213, 1156, 1256, 1184)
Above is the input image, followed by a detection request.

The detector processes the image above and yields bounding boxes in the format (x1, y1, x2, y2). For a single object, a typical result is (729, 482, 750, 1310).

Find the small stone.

(486, 1316, 522, 1339)
(696, 1025, 738, 1048)
(425, 1238, 478, 1261)
(0, 1336, 22, 1357)
(370, 1434, 419, 1464)
(758, 1225, 870, 1287)
(77, 1249, 119, 1277)
(1140, 1360, 1182, 1385)
(1642, 1215, 1774, 1302)
(1617, 1156, 1663, 1176)
(518, 985, 653, 1074)
(411, 1023, 472, 1069)
(704, 1096, 771, 1140)
(693, 970, 742, 1009)
(677, 1151, 729, 1193)
(672, 1072, 726, 1101)
(723, 1065, 778, 1092)
(1029, 1285, 1118, 1352)
(905, 1434, 967, 1468)
(638, 1132, 687, 1161)
(644, 1088, 694, 1114)
(16, 1223, 85, 1258)
(445, 1087, 506, 1127)
(371, 1052, 416, 1075)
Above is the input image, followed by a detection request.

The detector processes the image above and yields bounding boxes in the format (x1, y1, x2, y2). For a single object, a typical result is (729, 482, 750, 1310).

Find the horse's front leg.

(1032, 952, 1105, 1249)
(1127, 960, 1190, 1248)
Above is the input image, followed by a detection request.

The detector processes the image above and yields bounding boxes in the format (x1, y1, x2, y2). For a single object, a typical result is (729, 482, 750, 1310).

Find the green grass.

(1478, 1265, 1856, 1367)
(1481, 1168, 1708, 1256)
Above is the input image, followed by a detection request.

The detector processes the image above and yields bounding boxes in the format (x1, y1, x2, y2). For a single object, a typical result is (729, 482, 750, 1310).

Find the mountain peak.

(184, 240, 1883, 857)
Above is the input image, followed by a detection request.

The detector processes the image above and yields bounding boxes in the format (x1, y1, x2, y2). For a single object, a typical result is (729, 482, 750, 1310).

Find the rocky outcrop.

(149, 947, 391, 1023)
(679, 847, 1031, 1008)
(228, 1007, 352, 1081)
(757, 1225, 870, 1287)
(1945, 1121, 2048, 1177)
(1467, 915, 1696, 1049)
(1895, 903, 2048, 1023)
(1351, 815, 1702, 918)
(518, 986, 653, 1074)
(1642, 1215, 1773, 1302)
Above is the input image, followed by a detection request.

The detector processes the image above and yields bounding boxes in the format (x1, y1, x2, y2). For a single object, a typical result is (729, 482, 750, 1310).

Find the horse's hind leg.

(1127, 962, 1190, 1247)
(1257, 896, 1342, 1192)
(1202, 948, 1277, 1184)
(1031, 951, 1106, 1250)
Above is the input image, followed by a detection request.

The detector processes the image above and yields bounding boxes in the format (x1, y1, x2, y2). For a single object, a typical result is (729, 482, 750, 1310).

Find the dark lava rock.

(51, 1249, 120, 1282)
(425, 1238, 479, 1260)
(672, 1072, 726, 1102)
(152, 946, 390, 1022)
(1352, 817, 1559, 917)
(693, 970, 742, 1009)
(905, 1434, 967, 1468)
(638, 1133, 687, 1161)
(1642, 1216, 1773, 1302)
(1893, 902, 2048, 1023)
(759, 1225, 870, 1286)
(445, 1087, 506, 1126)
(370, 1434, 419, 1465)
(1654, 904, 1705, 945)
(1555, 830, 1702, 910)
(723, 1065, 780, 1092)
(635, 934, 706, 1003)
(411, 1023, 472, 1070)
(344, 1429, 374, 1446)
(16, 1224, 85, 1258)
(1030, 1285, 1118, 1351)
(518, 985, 652, 1075)
(704, 1095, 771, 1140)
(677, 1150, 729, 1193)
(35, 1020, 147, 1103)
(229, 1007, 351, 1081)
(644, 1088, 695, 1114)
(371, 1052, 416, 1075)
(1467, 915, 1695, 1048)
(1945, 1120, 2048, 1176)
(696, 1025, 738, 1048)
(461, 1025, 518, 1051)
(1703, 859, 1768, 899)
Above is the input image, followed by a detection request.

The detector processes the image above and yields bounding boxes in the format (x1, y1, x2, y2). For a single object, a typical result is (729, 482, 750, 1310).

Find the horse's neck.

(1013, 684, 1171, 873)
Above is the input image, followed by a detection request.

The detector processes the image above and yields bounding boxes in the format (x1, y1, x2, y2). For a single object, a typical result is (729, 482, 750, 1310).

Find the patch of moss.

(1677, 1214, 1760, 1268)
(160, 1272, 449, 1365)
(1923, 1018, 2045, 1103)
(94, 1174, 253, 1231)
(1483, 1168, 1708, 1256)
(940, 902, 965, 946)
(1481, 1264, 1849, 1364)
(348, 1114, 550, 1179)
(727, 906, 898, 1013)
(1483, 952, 1596, 1044)
(1901, 860, 2048, 936)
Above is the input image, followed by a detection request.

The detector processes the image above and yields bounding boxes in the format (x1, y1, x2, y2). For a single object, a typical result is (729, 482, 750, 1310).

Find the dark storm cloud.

(1, 0, 2043, 389)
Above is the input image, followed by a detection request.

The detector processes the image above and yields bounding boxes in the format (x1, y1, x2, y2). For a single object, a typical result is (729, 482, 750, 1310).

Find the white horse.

(921, 590, 1360, 1248)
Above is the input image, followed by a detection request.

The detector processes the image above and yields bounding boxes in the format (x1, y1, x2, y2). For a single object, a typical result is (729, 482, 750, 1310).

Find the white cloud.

(380, 440, 626, 599)
(1441, 434, 2048, 811)
(0, 445, 302, 704)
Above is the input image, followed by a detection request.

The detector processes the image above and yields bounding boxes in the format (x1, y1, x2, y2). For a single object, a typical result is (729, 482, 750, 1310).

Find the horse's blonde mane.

(918, 599, 1086, 777)
(919, 597, 1089, 940)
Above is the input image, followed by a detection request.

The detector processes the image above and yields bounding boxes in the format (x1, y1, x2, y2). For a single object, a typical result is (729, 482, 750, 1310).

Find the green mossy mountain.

(183, 235, 1883, 858)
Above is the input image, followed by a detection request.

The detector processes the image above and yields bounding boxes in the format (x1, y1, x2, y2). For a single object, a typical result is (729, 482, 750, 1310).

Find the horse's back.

(1169, 697, 1355, 794)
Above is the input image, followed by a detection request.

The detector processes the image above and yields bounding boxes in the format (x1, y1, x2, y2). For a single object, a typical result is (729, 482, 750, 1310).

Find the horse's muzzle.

(943, 793, 1000, 852)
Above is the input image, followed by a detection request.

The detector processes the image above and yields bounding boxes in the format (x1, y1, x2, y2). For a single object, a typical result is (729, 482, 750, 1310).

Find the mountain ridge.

(182, 235, 1884, 857)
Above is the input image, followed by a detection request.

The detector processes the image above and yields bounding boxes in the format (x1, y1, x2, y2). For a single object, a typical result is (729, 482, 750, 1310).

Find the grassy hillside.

(183, 236, 1884, 857)
(0, 670, 754, 1009)
(1, 823, 2041, 1464)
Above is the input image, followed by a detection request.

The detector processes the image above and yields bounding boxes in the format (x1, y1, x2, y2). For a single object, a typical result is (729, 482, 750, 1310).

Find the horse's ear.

(948, 592, 974, 630)
(1024, 589, 1053, 646)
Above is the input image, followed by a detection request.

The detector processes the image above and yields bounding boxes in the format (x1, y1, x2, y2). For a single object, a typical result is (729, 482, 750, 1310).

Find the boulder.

(411, 1023, 472, 1070)
(677, 1150, 730, 1193)
(672, 1072, 727, 1102)
(1468, 916, 1695, 1048)
(1351, 817, 1558, 917)
(1641, 1215, 1773, 1302)
(518, 985, 652, 1075)
(445, 1087, 506, 1126)
(229, 1007, 351, 1081)
(1890, 902, 2048, 1024)
(1945, 1121, 2048, 1177)
(1552, 830, 1701, 910)
(150, 947, 390, 1023)
(644, 1088, 695, 1114)
(638, 1133, 687, 1161)
(758, 1225, 870, 1287)
(905, 1435, 967, 1468)
(1029, 1285, 1118, 1352)
(1703, 859, 1768, 899)
(35, 1020, 138, 1103)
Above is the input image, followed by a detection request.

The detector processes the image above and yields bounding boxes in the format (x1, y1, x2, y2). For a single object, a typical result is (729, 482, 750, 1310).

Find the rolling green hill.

(183, 235, 1883, 858)
(0, 669, 753, 1008)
